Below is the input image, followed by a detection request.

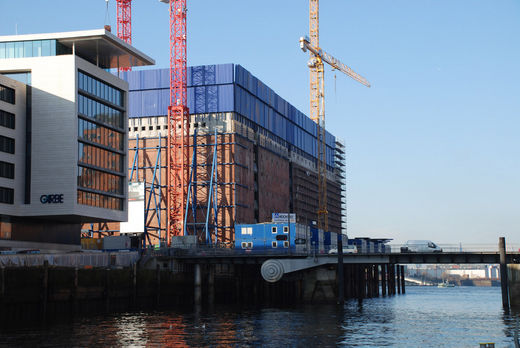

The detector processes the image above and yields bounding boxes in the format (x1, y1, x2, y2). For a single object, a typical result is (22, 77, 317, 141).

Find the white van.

(400, 240, 442, 253)
(329, 245, 358, 254)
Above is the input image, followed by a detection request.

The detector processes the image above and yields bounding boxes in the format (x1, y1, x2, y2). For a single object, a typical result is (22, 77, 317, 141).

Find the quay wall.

(0, 259, 404, 323)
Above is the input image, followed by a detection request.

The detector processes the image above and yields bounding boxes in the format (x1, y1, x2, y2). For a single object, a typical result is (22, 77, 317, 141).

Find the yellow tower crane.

(300, 0, 370, 233)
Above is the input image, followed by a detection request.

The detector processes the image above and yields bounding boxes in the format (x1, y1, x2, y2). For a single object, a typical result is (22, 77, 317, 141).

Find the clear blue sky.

(1, 0, 519, 245)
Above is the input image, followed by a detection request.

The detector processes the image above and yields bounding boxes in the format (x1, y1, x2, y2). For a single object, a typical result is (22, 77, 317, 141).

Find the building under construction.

(88, 64, 346, 247)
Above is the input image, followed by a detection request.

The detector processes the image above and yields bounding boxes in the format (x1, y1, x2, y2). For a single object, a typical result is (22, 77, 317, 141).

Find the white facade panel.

(0, 53, 129, 222)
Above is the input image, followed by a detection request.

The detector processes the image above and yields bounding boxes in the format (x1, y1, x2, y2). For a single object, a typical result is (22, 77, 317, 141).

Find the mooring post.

(499, 237, 509, 310)
(396, 265, 401, 294)
(42, 260, 49, 318)
(194, 263, 202, 307)
(400, 265, 406, 294)
(381, 264, 387, 296)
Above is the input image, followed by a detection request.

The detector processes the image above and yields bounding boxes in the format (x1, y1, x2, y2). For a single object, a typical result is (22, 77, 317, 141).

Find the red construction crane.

(116, 0, 132, 72)
(161, 0, 190, 243)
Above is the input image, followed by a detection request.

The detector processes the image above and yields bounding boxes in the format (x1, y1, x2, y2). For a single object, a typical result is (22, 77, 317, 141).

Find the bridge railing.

(388, 244, 520, 253)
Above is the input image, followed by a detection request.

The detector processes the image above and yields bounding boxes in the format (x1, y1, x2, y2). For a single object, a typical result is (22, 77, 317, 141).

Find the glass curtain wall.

(77, 70, 125, 211)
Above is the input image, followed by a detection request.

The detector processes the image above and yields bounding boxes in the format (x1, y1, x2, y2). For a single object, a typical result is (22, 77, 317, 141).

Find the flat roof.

(0, 29, 155, 69)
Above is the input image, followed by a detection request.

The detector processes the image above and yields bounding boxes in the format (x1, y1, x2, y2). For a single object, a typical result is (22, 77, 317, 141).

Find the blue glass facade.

(121, 64, 337, 168)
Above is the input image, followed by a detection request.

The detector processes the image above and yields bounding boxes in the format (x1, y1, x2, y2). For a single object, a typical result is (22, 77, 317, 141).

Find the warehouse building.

(89, 64, 346, 246)
(0, 29, 154, 251)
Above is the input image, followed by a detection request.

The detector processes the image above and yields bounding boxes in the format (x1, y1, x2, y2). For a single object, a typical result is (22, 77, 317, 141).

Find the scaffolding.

(86, 120, 250, 247)
(128, 134, 166, 248)
(184, 129, 220, 244)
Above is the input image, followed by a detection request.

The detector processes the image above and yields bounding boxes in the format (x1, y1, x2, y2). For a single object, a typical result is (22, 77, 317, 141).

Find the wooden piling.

(194, 264, 201, 307)
(396, 265, 401, 294)
(42, 260, 49, 318)
(366, 265, 372, 297)
(499, 237, 509, 310)
(400, 265, 406, 294)
(344, 264, 351, 299)
(359, 265, 366, 299)
(389, 264, 395, 295)
(375, 265, 380, 297)
(381, 264, 387, 296)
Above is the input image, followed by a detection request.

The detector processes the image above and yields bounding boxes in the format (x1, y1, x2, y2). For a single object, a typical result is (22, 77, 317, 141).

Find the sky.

(1, 0, 519, 245)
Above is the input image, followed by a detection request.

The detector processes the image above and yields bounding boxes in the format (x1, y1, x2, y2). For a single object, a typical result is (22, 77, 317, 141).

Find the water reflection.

(0, 287, 518, 347)
(502, 308, 520, 345)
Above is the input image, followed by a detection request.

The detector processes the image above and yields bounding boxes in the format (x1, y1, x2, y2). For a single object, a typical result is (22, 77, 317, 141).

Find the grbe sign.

(40, 194, 64, 204)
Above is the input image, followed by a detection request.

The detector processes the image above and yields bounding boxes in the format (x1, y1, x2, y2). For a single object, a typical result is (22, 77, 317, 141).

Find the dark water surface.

(1, 286, 519, 347)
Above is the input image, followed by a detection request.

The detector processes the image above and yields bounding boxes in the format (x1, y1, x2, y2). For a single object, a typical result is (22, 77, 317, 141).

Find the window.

(271, 226, 277, 234)
(0, 110, 15, 129)
(283, 226, 289, 234)
(241, 227, 252, 235)
(77, 71, 123, 107)
(0, 187, 14, 204)
(0, 161, 14, 179)
(272, 241, 277, 248)
(0, 135, 15, 154)
(77, 118, 124, 151)
(241, 242, 247, 249)
(77, 95, 123, 129)
(0, 221, 12, 239)
(283, 241, 289, 248)
(2, 72, 31, 85)
(77, 190, 123, 211)
(77, 165, 124, 195)
(0, 84, 15, 104)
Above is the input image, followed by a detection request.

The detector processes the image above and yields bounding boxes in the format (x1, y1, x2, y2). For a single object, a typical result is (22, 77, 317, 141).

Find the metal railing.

(388, 244, 520, 253)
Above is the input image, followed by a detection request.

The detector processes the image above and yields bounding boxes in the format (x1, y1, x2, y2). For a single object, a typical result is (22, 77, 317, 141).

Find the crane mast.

(116, 0, 132, 72)
(166, 0, 190, 242)
(302, 0, 370, 233)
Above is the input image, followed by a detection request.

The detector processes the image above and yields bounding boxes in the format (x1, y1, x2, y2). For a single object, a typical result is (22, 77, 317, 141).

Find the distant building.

(0, 29, 154, 251)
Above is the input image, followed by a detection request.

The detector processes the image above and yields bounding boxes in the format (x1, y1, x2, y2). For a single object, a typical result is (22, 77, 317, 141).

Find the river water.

(1, 286, 519, 347)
